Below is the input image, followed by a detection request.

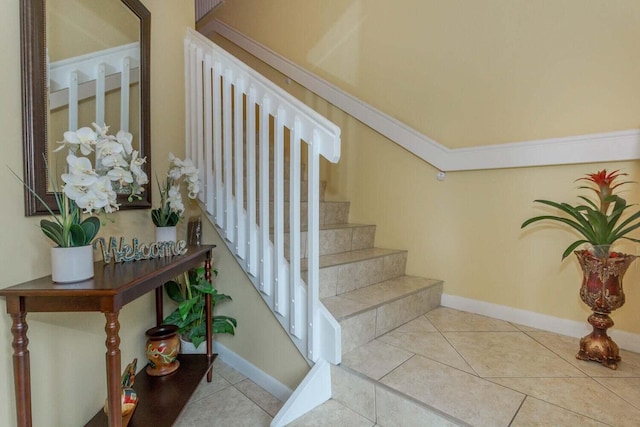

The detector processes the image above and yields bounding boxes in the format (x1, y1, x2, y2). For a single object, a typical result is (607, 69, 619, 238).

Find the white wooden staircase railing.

(184, 29, 342, 371)
(48, 42, 140, 131)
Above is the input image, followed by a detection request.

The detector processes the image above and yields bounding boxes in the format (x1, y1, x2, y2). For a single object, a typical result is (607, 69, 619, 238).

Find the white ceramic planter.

(155, 226, 177, 243)
(50, 245, 94, 283)
(179, 335, 208, 354)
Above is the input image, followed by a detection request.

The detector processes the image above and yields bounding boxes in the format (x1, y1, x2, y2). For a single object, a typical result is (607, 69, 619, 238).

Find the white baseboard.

(213, 341, 293, 402)
(441, 293, 640, 354)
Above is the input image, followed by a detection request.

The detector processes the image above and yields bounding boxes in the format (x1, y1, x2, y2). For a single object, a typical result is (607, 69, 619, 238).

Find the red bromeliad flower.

(577, 169, 630, 214)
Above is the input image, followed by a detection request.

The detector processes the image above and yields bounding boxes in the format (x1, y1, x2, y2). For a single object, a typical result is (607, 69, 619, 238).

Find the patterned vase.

(145, 324, 180, 376)
(574, 249, 636, 369)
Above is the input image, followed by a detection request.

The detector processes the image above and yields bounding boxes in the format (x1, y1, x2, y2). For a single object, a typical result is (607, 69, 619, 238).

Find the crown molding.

(200, 19, 640, 172)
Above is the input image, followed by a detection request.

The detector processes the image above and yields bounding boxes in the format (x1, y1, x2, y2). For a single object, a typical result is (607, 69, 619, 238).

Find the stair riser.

(339, 282, 443, 355)
(261, 201, 350, 230)
(243, 179, 326, 202)
(319, 252, 407, 299)
(284, 225, 376, 259)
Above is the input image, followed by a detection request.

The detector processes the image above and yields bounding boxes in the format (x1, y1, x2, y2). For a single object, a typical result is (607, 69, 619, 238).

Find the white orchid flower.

(62, 184, 88, 202)
(55, 127, 98, 155)
(130, 151, 149, 185)
(92, 122, 110, 137)
(167, 185, 185, 214)
(116, 130, 134, 155)
(107, 167, 134, 185)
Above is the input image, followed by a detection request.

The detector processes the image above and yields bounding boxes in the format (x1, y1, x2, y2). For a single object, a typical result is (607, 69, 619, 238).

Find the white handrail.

(184, 28, 342, 364)
(49, 42, 140, 132)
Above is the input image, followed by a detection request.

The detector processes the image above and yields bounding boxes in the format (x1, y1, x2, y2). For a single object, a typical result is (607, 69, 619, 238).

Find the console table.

(0, 244, 216, 427)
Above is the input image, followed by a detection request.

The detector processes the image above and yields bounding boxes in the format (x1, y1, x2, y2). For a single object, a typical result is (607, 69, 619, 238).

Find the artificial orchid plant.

(151, 153, 200, 227)
(14, 123, 148, 247)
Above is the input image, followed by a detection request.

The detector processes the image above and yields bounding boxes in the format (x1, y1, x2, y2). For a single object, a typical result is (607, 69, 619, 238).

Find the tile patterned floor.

(176, 308, 640, 426)
(175, 359, 283, 426)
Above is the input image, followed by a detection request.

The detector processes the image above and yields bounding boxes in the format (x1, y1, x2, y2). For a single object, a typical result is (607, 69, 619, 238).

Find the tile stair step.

(301, 247, 408, 299)
(280, 223, 376, 259)
(321, 275, 443, 355)
(329, 363, 466, 426)
(260, 200, 350, 229)
(243, 179, 327, 202)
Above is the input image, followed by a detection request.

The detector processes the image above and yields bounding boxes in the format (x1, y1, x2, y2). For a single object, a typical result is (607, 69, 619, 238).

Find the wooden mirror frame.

(20, 0, 151, 215)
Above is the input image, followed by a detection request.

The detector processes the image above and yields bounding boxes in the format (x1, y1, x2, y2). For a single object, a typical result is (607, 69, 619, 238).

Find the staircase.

(294, 182, 455, 425)
(184, 29, 454, 425)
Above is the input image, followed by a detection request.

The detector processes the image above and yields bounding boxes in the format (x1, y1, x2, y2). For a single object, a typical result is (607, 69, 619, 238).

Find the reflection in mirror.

(21, 0, 151, 215)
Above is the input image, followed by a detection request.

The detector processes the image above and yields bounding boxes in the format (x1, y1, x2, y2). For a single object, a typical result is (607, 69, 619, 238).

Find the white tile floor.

(176, 308, 640, 426)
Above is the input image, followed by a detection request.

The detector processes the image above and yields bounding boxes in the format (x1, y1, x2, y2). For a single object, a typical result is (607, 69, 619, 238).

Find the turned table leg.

(9, 297, 32, 427)
(205, 255, 213, 382)
(105, 312, 122, 427)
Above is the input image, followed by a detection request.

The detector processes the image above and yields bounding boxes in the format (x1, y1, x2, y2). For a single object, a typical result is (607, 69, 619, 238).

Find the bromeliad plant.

(12, 123, 148, 247)
(163, 266, 237, 349)
(521, 169, 640, 259)
(151, 153, 200, 227)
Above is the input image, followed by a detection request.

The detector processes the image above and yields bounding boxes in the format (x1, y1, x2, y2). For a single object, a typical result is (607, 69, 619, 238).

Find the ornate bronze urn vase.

(574, 249, 636, 369)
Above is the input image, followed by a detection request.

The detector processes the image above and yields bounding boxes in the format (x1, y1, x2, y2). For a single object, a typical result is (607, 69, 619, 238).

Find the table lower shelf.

(85, 353, 217, 427)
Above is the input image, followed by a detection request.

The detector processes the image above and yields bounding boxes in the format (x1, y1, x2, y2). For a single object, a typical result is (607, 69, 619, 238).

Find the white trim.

(441, 293, 640, 354)
(213, 341, 293, 402)
(271, 359, 331, 427)
(200, 19, 640, 172)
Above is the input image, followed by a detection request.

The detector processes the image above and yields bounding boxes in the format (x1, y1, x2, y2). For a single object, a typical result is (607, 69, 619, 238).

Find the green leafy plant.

(521, 169, 640, 259)
(163, 266, 237, 349)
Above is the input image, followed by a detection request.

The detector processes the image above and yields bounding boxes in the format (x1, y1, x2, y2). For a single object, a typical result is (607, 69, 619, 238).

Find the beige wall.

(213, 0, 640, 148)
(2, 2, 182, 426)
(1, 2, 307, 424)
(208, 0, 640, 338)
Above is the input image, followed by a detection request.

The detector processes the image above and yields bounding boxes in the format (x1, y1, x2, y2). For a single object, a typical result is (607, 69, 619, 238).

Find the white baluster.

(223, 68, 234, 242)
(246, 86, 258, 276)
(95, 63, 106, 126)
(259, 96, 272, 295)
(195, 47, 204, 190)
(68, 71, 79, 131)
(290, 117, 302, 338)
(213, 61, 223, 226)
(307, 131, 321, 361)
(120, 57, 130, 132)
(203, 54, 214, 210)
(234, 76, 246, 259)
(274, 107, 287, 316)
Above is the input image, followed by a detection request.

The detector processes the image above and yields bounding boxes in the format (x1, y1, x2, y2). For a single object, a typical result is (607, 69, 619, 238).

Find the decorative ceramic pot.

(50, 245, 94, 283)
(155, 226, 177, 243)
(145, 324, 180, 376)
(574, 249, 636, 369)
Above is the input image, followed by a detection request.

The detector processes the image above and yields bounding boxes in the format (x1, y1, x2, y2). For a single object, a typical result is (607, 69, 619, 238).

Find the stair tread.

(322, 276, 442, 321)
(273, 222, 373, 234)
(301, 247, 406, 271)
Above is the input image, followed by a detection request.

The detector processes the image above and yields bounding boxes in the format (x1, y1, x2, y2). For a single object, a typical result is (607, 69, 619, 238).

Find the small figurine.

(104, 358, 139, 427)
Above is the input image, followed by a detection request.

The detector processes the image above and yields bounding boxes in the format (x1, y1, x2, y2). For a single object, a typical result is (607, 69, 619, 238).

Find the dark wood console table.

(0, 244, 216, 427)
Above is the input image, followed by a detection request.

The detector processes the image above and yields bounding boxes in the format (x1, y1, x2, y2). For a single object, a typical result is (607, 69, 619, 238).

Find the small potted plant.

(521, 169, 640, 369)
(521, 169, 640, 258)
(163, 266, 237, 353)
(151, 153, 200, 243)
(11, 123, 148, 282)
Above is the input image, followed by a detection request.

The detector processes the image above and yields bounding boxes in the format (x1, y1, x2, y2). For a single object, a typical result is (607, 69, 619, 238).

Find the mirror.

(21, 0, 151, 215)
